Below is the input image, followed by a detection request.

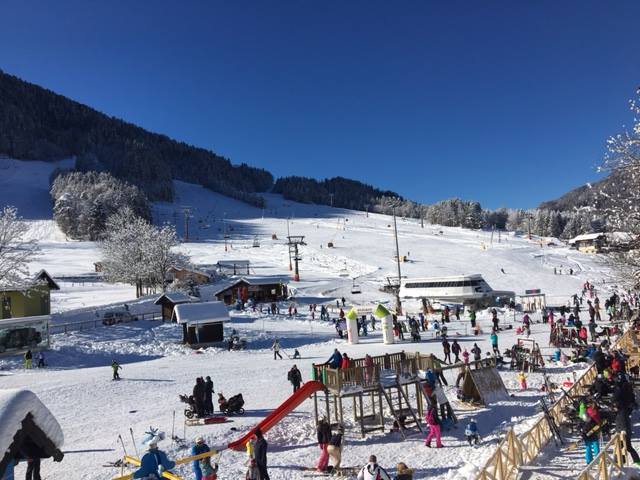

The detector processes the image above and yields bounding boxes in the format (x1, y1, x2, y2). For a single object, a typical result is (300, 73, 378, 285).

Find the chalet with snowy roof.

(172, 301, 230, 346)
(154, 291, 197, 321)
(0, 270, 60, 320)
(212, 276, 289, 305)
(0, 389, 64, 479)
(569, 233, 606, 253)
(167, 266, 211, 285)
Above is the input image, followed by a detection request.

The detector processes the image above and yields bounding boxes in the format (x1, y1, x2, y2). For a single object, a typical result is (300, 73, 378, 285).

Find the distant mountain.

(0, 70, 272, 205)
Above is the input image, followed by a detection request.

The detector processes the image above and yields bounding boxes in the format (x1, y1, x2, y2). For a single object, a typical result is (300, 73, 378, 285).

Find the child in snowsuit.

(424, 406, 442, 448)
(465, 419, 480, 446)
(133, 432, 175, 479)
(245, 459, 260, 480)
(517, 371, 527, 390)
(112, 360, 121, 380)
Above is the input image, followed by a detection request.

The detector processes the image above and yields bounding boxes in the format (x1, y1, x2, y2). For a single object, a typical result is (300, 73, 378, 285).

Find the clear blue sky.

(1, 1, 638, 209)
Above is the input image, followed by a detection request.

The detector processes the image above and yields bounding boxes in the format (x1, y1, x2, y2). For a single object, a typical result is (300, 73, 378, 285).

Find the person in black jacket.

(204, 376, 214, 415)
(612, 374, 640, 464)
(254, 428, 269, 480)
(193, 377, 205, 418)
(287, 365, 303, 392)
(592, 346, 607, 374)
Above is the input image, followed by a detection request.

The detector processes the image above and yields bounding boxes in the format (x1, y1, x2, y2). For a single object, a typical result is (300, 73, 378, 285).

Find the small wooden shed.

(154, 292, 196, 321)
(212, 276, 289, 305)
(172, 301, 230, 346)
(0, 270, 60, 320)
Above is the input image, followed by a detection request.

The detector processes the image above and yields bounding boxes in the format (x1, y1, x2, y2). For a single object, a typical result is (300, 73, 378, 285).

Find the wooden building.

(167, 267, 211, 285)
(172, 301, 230, 346)
(569, 233, 606, 254)
(154, 292, 196, 321)
(212, 276, 289, 305)
(0, 270, 60, 320)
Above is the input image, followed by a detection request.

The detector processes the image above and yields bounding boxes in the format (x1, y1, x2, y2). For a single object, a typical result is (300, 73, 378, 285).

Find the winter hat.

(396, 463, 414, 474)
(196, 436, 204, 444)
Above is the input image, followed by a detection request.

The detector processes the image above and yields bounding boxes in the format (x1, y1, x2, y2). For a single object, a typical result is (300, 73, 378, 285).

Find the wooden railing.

(476, 428, 524, 480)
(50, 312, 162, 334)
(576, 431, 628, 480)
(323, 365, 382, 392)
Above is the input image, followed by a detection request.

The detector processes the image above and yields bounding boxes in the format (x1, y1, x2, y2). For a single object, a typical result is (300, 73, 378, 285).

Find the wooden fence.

(576, 431, 628, 480)
(50, 312, 162, 334)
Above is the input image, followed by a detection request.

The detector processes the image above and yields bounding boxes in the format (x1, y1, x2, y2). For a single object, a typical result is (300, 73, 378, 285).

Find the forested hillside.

(0, 70, 272, 205)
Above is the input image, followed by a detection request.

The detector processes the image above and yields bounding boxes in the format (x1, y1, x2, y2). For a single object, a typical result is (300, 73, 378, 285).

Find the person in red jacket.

(340, 353, 351, 369)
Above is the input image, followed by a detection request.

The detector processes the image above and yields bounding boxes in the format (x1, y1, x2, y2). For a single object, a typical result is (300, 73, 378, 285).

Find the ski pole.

(117, 434, 128, 458)
(130, 427, 139, 458)
(171, 411, 176, 447)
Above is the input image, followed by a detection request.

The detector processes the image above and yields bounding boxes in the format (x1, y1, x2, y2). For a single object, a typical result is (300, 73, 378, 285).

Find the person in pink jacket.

(424, 405, 443, 448)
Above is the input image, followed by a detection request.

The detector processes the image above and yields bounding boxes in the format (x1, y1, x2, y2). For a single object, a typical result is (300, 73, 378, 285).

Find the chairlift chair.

(351, 279, 362, 294)
(339, 261, 350, 278)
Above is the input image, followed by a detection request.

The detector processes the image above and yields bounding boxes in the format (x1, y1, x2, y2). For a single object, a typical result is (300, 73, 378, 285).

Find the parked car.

(0, 327, 42, 353)
(102, 310, 137, 326)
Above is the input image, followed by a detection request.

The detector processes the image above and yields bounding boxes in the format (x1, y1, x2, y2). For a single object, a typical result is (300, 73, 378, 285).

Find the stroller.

(218, 392, 245, 415)
(179, 394, 198, 419)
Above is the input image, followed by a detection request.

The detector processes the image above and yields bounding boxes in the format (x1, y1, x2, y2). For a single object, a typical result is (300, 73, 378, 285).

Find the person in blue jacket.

(133, 430, 175, 479)
(191, 436, 210, 480)
(326, 349, 342, 369)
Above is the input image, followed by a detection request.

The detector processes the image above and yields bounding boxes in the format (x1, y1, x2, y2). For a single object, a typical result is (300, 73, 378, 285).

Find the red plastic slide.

(227, 380, 326, 451)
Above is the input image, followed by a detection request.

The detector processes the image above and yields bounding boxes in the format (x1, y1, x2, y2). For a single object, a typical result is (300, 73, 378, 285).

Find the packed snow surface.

(0, 161, 633, 479)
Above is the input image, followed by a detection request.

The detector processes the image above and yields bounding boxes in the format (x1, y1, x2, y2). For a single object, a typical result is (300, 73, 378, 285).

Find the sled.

(184, 415, 230, 427)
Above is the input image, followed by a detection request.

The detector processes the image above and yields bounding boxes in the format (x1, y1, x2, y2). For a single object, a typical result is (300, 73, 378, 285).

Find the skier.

(133, 430, 175, 479)
(204, 376, 214, 415)
(465, 419, 480, 446)
(491, 310, 499, 331)
(316, 417, 332, 472)
(36, 352, 45, 368)
(111, 359, 122, 380)
(254, 428, 270, 480)
(287, 365, 303, 393)
(580, 405, 604, 464)
(454, 305, 461, 321)
(271, 339, 283, 360)
(24, 349, 32, 369)
(451, 340, 461, 363)
(356, 455, 391, 480)
(292, 349, 301, 359)
(462, 349, 470, 365)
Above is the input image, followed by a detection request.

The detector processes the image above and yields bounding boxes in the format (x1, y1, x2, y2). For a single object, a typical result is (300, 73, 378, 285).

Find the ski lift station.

(398, 274, 514, 307)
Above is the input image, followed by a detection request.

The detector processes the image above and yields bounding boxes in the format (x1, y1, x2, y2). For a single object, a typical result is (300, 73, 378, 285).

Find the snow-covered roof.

(172, 301, 230, 325)
(0, 269, 60, 292)
(0, 389, 64, 460)
(153, 292, 196, 305)
(570, 232, 605, 242)
(212, 275, 289, 296)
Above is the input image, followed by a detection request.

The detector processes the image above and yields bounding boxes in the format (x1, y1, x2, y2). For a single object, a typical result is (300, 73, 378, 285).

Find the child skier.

(111, 359, 122, 380)
(464, 419, 480, 446)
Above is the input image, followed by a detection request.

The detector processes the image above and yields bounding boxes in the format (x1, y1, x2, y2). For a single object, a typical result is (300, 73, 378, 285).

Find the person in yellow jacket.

(517, 371, 527, 390)
(245, 436, 255, 466)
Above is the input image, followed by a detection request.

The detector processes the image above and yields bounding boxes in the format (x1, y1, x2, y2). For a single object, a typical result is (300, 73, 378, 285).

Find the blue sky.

(1, 1, 638, 209)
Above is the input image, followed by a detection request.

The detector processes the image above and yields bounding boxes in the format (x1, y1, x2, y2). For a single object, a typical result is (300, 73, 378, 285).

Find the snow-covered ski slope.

(0, 159, 626, 479)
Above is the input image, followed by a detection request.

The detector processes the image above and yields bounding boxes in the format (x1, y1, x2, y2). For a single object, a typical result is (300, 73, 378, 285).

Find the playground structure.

(507, 338, 545, 371)
(311, 351, 504, 438)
